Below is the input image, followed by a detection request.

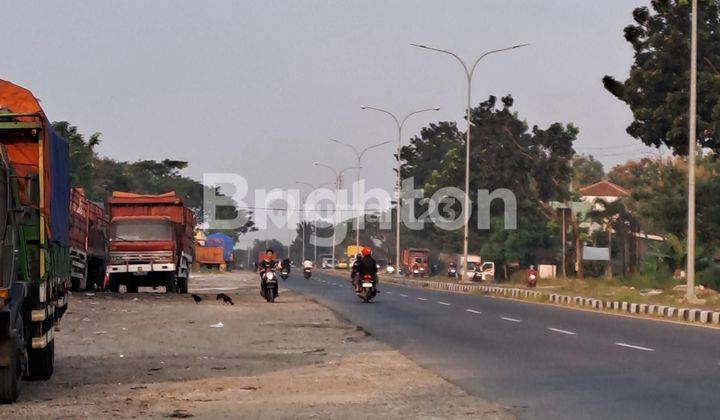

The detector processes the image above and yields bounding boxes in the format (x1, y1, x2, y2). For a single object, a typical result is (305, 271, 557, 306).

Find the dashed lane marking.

(501, 317, 521, 323)
(466, 309, 482, 314)
(438, 301, 451, 306)
(548, 328, 576, 335)
(417, 297, 428, 301)
(399, 294, 409, 297)
(615, 342, 654, 352)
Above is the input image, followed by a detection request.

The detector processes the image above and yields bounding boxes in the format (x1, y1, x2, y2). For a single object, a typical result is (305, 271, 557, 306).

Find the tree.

(572, 154, 604, 188)
(400, 95, 577, 273)
(603, 0, 720, 154)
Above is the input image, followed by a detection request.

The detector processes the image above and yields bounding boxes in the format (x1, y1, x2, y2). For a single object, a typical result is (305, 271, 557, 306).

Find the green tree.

(603, 0, 720, 154)
(572, 154, 604, 188)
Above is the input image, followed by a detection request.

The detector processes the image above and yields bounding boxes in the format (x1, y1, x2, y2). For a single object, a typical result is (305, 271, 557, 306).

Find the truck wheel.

(177, 277, 188, 294)
(126, 283, 139, 294)
(70, 277, 81, 292)
(26, 340, 54, 381)
(0, 316, 25, 404)
(165, 273, 177, 293)
(108, 276, 120, 293)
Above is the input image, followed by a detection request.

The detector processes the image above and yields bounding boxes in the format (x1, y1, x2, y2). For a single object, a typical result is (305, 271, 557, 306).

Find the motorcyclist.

(527, 264, 538, 288)
(258, 249, 278, 297)
(355, 247, 378, 292)
(302, 259, 314, 270)
(350, 253, 362, 288)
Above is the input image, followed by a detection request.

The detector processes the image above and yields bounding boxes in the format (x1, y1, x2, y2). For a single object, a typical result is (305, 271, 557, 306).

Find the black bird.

(191, 294, 202, 303)
(216, 293, 234, 305)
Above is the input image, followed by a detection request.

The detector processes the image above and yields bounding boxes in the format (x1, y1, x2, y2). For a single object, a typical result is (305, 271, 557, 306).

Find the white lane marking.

(399, 294, 408, 297)
(438, 301, 451, 306)
(615, 342, 654, 352)
(417, 297, 428, 301)
(465, 309, 482, 314)
(500, 317, 521, 323)
(548, 327, 576, 335)
(385, 291, 392, 294)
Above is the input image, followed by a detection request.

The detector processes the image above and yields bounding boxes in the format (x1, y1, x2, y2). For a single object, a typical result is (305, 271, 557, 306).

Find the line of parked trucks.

(0, 80, 196, 403)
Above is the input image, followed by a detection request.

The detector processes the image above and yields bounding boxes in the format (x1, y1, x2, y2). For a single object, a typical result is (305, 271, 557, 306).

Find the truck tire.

(165, 273, 177, 293)
(70, 277, 81, 292)
(126, 283, 139, 294)
(108, 275, 120, 293)
(0, 345, 20, 404)
(26, 340, 54, 381)
(0, 316, 25, 404)
(177, 277, 188, 294)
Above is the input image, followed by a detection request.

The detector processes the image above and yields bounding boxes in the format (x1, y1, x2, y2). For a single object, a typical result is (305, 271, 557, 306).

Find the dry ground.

(0, 271, 512, 419)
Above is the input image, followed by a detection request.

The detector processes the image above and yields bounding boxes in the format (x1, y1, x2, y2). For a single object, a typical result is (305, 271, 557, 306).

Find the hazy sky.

(3, 0, 653, 245)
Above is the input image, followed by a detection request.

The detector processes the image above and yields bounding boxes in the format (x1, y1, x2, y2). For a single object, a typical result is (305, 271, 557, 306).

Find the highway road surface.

(283, 270, 720, 419)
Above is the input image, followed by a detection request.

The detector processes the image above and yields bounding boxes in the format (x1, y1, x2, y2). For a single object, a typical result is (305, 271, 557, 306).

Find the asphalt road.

(281, 270, 720, 420)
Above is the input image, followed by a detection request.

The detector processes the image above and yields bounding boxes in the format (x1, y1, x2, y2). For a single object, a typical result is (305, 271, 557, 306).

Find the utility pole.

(296, 181, 334, 263)
(314, 163, 359, 268)
(686, 0, 698, 302)
(360, 106, 440, 271)
(328, 138, 390, 250)
(561, 207, 567, 279)
(411, 42, 528, 280)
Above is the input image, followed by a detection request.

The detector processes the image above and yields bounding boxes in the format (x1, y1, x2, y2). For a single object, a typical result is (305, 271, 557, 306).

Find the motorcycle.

(261, 268, 279, 303)
(471, 268, 483, 282)
(527, 272, 537, 288)
(357, 274, 377, 303)
(303, 266, 312, 279)
(280, 266, 290, 280)
(447, 264, 458, 278)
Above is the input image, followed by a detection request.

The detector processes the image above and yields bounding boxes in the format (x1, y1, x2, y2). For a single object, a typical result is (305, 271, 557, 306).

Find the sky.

(2, 0, 654, 246)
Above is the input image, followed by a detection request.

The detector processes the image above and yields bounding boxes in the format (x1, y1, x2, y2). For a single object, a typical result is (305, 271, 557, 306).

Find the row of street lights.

(299, 42, 528, 278)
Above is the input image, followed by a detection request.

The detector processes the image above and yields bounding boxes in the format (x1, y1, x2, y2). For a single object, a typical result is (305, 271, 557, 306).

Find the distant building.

(579, 180, 629, 206)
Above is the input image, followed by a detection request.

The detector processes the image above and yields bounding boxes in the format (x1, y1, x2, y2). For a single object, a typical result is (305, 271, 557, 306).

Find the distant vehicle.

(336, 260, 349, 269)
(106, 192, 194, 294)
(205, 232, 235, 269)
(402, 248, 430, 277)
(0, 80, 72, 403)
(69, 188, 108, 291)
(320, 257, 337, 269)
(375, 258, 388, 270)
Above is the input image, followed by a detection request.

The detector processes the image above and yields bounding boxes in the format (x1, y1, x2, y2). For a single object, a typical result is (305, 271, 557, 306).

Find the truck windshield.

(110, 219, 172, 241)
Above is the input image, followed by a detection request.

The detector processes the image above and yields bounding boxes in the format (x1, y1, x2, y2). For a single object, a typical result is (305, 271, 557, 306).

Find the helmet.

(360, 247, 371, 257)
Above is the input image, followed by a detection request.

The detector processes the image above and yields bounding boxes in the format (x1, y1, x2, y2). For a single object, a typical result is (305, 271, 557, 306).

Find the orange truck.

(402, 248, 430, 277)
(106, 192, 194, 293)
(194, 244, 226, 269)
(69, 188, 108, 291)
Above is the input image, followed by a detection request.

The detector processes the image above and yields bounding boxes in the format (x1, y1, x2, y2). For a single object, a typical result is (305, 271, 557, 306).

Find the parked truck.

(205, 232, 234, 269)
(69, 188, 108, 291)
(402, 248, 430, 277)
(106, 191, 194, 294)
(0, 80, 71, 402)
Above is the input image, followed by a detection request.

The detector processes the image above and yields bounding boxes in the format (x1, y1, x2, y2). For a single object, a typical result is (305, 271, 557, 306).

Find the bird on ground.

(191, 294, 202, 303)
(216, 293, 234, 305)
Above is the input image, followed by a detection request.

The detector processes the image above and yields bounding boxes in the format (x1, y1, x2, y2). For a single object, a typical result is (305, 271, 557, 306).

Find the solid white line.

(399, 294, 408, 297)
(548, 327, 576, 335)
(466, 309, 482, 314)
(438, 301, 451, 306)
(417, 297, 428, 301)
(501, 317, 521, 323)
(615, 342, 654, 352)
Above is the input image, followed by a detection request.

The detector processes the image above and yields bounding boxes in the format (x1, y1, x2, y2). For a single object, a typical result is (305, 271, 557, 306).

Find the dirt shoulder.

(1, 271, 512, 419)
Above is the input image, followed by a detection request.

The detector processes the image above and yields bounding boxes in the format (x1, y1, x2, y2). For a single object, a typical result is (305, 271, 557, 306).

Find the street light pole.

(411, 42, 528, 279)
(686, 0, 698, 302)
(360, 106, 440, 271)
(314, 163, 359, 268)
(296, 180, 334, 263)
(328, 138, 391, 250)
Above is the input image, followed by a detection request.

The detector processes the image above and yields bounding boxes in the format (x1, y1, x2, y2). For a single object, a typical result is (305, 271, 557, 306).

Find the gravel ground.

(0, 271, 512, 419)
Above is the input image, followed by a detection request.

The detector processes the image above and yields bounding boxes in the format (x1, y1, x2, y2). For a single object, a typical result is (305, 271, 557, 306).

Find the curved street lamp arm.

(399, 107, 441, 129)
(469, 43, 529, 77)
(358, 140, 392, 160)
(360, 106, 401, 128)
(328, 138, 360, 159)
(411, 43, 470, 77)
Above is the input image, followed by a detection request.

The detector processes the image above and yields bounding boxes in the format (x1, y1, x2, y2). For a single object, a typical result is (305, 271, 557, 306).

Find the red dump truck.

(402, 248, 430, 277)
(69, 188, 108, 291)
(106, 192, 194, 293)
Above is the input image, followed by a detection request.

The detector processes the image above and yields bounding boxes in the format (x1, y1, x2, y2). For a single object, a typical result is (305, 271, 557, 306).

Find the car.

(320, 257, 337, 269)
